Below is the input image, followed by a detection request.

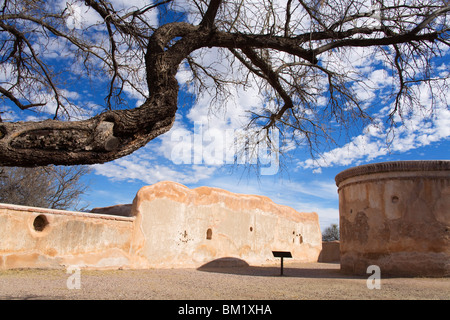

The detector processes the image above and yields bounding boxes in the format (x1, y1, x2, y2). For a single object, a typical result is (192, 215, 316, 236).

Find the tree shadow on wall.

(196, 257, 361, 279)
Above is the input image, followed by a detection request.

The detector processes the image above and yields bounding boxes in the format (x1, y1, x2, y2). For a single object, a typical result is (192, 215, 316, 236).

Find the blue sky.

(1, 0, 449, 231)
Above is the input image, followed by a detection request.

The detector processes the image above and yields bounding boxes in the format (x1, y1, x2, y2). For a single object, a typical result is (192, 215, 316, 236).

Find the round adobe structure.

(335, 160, 450, 277)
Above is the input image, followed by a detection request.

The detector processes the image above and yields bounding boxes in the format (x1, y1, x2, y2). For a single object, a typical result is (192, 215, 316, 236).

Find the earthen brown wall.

(336, 161, 450, 277)
(318, 241, 340, 262)
(0, 203, 135, 269)
(130, 181, 322, 268)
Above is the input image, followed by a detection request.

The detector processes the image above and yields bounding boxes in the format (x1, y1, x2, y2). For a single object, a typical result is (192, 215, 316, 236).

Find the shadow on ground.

(196, 258, 362, 279)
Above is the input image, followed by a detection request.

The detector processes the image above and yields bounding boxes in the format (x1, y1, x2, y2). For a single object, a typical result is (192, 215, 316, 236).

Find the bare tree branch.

(200, 0, 222, 28)
(0, 85, 45, 110)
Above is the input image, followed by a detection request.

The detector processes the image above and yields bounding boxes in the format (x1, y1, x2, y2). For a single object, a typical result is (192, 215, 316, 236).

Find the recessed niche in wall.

(206, 228, 212, 240)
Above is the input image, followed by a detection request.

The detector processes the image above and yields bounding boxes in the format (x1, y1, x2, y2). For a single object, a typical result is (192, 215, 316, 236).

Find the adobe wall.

(129, 181, 322, 268)
(0, 181, 322, 269)
(318, 241, 340, 263)
(335, 160, 450, 277)
(0, 203, 135, 269)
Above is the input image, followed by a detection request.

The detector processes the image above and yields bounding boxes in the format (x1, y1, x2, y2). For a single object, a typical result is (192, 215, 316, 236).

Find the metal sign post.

(272, 251, 292, 276)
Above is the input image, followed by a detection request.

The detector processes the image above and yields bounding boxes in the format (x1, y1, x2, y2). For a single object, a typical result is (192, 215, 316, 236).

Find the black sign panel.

(272, 251, 292, 258)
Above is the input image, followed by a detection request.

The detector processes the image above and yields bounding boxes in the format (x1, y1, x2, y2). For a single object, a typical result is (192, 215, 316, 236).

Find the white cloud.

(93, 159, 217, 185)
(299, 81, 450, 171)
(300, 128, 385, 169)
(64, 1, 103, 30)
(178, 47, 262, 134)
(63, 0, 159, 30)
(93, 140, 219, 186)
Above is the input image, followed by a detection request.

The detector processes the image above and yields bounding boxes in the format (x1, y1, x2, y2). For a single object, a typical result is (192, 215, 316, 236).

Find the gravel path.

(0, 262, 448, 300)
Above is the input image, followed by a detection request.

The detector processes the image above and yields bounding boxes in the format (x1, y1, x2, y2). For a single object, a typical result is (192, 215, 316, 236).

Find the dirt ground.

(0, 262, 448, 300)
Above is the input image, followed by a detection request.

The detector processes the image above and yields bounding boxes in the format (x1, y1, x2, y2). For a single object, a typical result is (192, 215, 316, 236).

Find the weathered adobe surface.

(131, 181, 319, 223)
(0, 181, 322, 270)
(336, 160, 450, 277)
(129, 181, 322, 268)
(0, 203, 135, 270)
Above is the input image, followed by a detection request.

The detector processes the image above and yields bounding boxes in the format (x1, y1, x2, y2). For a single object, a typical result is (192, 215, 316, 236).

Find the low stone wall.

(336, 160, 450, 277)
(0, 203, 135, 269)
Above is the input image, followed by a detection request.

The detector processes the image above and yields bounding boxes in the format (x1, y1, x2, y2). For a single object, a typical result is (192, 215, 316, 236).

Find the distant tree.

(322, 223, 340, 241)
(0, 165, 91, 210)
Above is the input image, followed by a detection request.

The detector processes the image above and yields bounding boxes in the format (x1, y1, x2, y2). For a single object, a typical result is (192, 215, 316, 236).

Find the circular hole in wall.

(250, 227, 253, 232)
(33, 215, 49, 232)
(391, 195, 399, 203)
